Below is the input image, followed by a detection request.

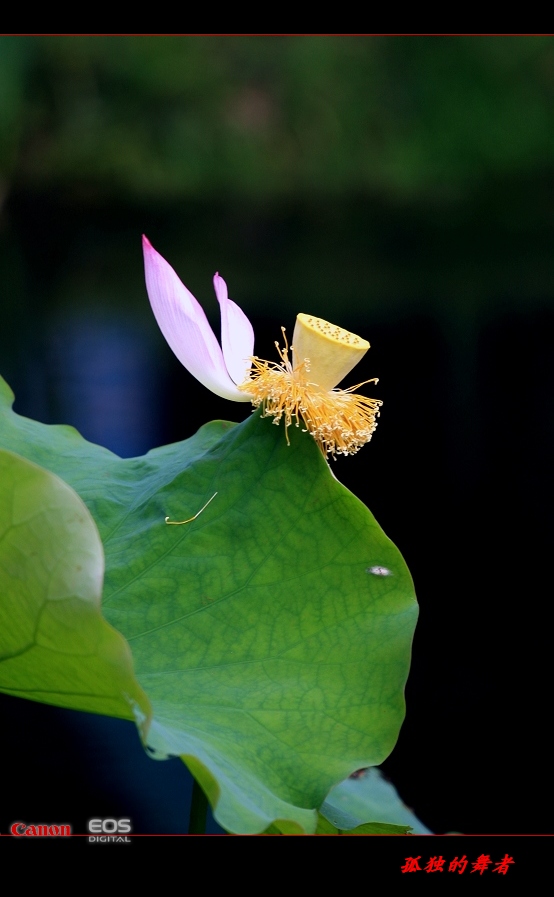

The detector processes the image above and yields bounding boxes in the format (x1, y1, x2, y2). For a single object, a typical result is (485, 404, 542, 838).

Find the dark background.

(0, 35, 552, 835)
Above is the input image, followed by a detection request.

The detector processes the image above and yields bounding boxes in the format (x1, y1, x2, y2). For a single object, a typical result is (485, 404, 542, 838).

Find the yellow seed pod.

(292, 313, 369, 391)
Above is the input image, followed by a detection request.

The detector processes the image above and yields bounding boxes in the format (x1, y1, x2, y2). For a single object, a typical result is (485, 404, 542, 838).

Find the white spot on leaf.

(366, 565, 392, 577)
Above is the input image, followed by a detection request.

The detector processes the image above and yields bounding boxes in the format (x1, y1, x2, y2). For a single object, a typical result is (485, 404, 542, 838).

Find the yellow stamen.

(239, 322, 382, 458)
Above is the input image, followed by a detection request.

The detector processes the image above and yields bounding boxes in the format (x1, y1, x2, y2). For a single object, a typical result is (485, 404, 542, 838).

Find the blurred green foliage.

(2, 35, 554, 202)
(2, 34, 554, 404)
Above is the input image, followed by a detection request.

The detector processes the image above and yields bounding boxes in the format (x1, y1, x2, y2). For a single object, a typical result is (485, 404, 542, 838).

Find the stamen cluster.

(240, 335, 382, 458)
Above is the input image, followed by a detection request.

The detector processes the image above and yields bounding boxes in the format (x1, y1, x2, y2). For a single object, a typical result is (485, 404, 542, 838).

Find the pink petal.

(213, 273, 255, 387)
(143, 237, 250, 401)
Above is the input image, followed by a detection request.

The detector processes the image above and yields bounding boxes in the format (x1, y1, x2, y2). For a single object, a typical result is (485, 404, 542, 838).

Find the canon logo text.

(11, 822, 71, 837)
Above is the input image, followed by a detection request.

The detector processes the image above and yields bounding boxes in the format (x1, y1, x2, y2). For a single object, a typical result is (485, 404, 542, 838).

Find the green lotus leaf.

(0, 376, 418, 833)
(0, 447, 150, 727)
(321, 766, 431, 833)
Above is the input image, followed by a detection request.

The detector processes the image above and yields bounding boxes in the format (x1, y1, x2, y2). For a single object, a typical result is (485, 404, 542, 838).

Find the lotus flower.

(143, 236, 382, 456)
